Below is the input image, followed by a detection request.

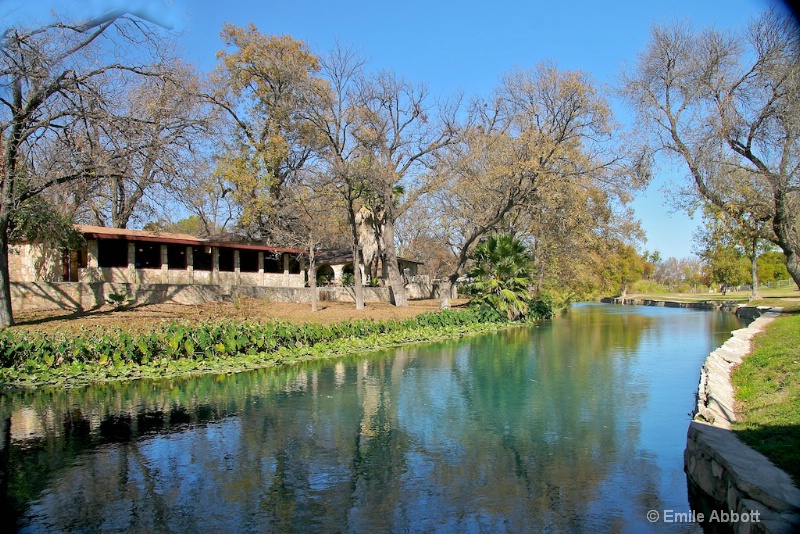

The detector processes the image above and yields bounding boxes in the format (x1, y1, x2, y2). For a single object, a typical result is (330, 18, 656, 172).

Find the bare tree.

(351, 71, 460, 307)
(0, 12, 172, 327)
(79, 60, 213, 228)
(620, 10, 800, 288)
(300, 45, 370, 310)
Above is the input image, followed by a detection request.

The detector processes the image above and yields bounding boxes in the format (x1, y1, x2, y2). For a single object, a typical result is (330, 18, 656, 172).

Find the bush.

(467, 233, 534, 321)
(631, 280, 669, 294)
(528, 296, 554, 320)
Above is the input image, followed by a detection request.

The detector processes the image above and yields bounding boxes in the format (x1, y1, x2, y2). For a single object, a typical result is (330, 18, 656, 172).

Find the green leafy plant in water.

(0, 307, 516, 387)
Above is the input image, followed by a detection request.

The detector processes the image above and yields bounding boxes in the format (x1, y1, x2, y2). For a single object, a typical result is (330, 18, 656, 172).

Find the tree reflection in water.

(0, 304, 742, 532)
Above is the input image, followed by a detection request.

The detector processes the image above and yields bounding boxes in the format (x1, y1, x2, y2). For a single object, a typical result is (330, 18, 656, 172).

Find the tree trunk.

(439, 272, 459, 310)
(772, 193, 800, 290)
(352, 241, 364, 310)
(0, 226, 14, 329)
(381, 218, 407, 307)
(439, 280, 451, 310)
(308, 236, 318, 313)
(749, 238, 759, 301)
(346, 202, 365, 310)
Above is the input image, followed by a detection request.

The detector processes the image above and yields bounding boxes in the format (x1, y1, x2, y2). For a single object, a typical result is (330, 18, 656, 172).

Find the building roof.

(76, 225, 304, 254)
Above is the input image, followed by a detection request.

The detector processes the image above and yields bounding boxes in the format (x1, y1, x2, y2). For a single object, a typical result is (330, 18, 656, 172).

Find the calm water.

(0, 304, 745, 533)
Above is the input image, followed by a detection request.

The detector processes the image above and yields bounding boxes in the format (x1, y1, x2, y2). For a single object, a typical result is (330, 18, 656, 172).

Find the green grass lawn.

(731, 313, 800, 486)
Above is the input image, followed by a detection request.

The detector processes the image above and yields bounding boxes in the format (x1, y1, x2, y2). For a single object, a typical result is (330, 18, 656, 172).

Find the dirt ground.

(11, 298, 472, 333)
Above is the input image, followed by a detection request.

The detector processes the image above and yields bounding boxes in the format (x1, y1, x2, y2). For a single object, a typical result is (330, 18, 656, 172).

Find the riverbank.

(602, 288, 800, 312)
(599, 296, 738, 310)
(686, 310, 800, 533)
(731, 313, 800, 485)
(0, 307, 526, 390)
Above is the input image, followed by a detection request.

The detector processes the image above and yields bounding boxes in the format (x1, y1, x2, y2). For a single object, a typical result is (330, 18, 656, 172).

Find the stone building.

(313, 249, 423, 287)
(10, 225, 306, 288)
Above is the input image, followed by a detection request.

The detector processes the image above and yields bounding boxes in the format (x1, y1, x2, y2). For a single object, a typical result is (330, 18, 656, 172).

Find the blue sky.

(2, 0, 786, 258)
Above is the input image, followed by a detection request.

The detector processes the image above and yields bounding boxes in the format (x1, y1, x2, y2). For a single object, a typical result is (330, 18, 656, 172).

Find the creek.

(0, 303, 745, 532)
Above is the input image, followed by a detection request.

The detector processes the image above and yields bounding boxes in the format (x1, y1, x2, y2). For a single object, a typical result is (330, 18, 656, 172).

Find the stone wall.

(11, 242, 307, 289)
(9, 244, 61, 282)
(685, 310, 800, 533)
(600, 297, 738, 311)
(11, 282, 394, 312)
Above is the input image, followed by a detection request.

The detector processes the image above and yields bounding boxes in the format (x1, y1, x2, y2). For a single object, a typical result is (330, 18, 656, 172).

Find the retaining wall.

(685, 310, 800, 533)
(11, 281, 394, 312)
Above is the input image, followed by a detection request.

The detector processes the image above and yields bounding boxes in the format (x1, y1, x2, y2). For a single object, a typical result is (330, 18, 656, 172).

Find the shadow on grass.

(13, 302, 155, 328)
(734, 423, 800, 487)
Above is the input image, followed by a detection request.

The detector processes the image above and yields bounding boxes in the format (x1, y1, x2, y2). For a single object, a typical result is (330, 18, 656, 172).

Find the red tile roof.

(76, 225, 304, 254)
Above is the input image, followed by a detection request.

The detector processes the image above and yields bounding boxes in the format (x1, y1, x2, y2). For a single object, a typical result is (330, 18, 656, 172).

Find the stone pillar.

(187, 246, 194, 282)
(87, 240, 99, 269)
(212, 247, 219, 284)
(359, 264, 368, 286)
(258, 251, 264, 286)
(282, 253, 289, 287)
(160, 245, 168, 284)
(331, 264, 345, 286)
(300, 258, 308, 287)
(127, 242, 136, 283)
(234, 250, 240, 285)
(82, 239, 100, 282)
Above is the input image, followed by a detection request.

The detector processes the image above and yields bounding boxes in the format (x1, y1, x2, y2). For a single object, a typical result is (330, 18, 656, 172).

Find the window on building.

(287, 254, 301, 274)
(218, 248, 234, 272)
(167, 244, 187, 270)
(192, 246, 212, 271)
(240, 250, 259, 273)
(97, 240, 128, 268)
(135, 242, 161, 269)
(264, 253, 283, 273)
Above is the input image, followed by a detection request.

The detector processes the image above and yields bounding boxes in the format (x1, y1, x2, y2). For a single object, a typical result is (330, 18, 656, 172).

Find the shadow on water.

(0, 396, 234, 530)
(0, 305, 746, 532)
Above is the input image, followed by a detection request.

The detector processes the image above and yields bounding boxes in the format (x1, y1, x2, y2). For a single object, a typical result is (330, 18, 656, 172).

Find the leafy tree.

(143, 215, 222, 237)
(9, 195, 83, 251)
(603, 243, 645, 297)
(758, 251, 791, 284)
(705, 246, 749, 291)
(433, 64, 646, 307)
(621, 10, 800, 289)
(210, 23, 325, 242)
(694, 206, 769, 297)
(466, 233, 534, 321)
(641, 250, 661, 280)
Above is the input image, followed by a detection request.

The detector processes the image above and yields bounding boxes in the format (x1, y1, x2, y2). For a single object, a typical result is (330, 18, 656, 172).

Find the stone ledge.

(686, 309, 800, 534)
(686, 422, 800, 534)
(693, 311, 781, 428)
(687, 422, 800, 513)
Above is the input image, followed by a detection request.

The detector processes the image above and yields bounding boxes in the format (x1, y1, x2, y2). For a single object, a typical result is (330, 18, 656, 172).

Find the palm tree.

(467, 233, 534, 321)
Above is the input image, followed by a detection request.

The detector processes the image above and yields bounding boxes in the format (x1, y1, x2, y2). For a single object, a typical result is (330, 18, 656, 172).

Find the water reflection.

(0, 304, 743, 532)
